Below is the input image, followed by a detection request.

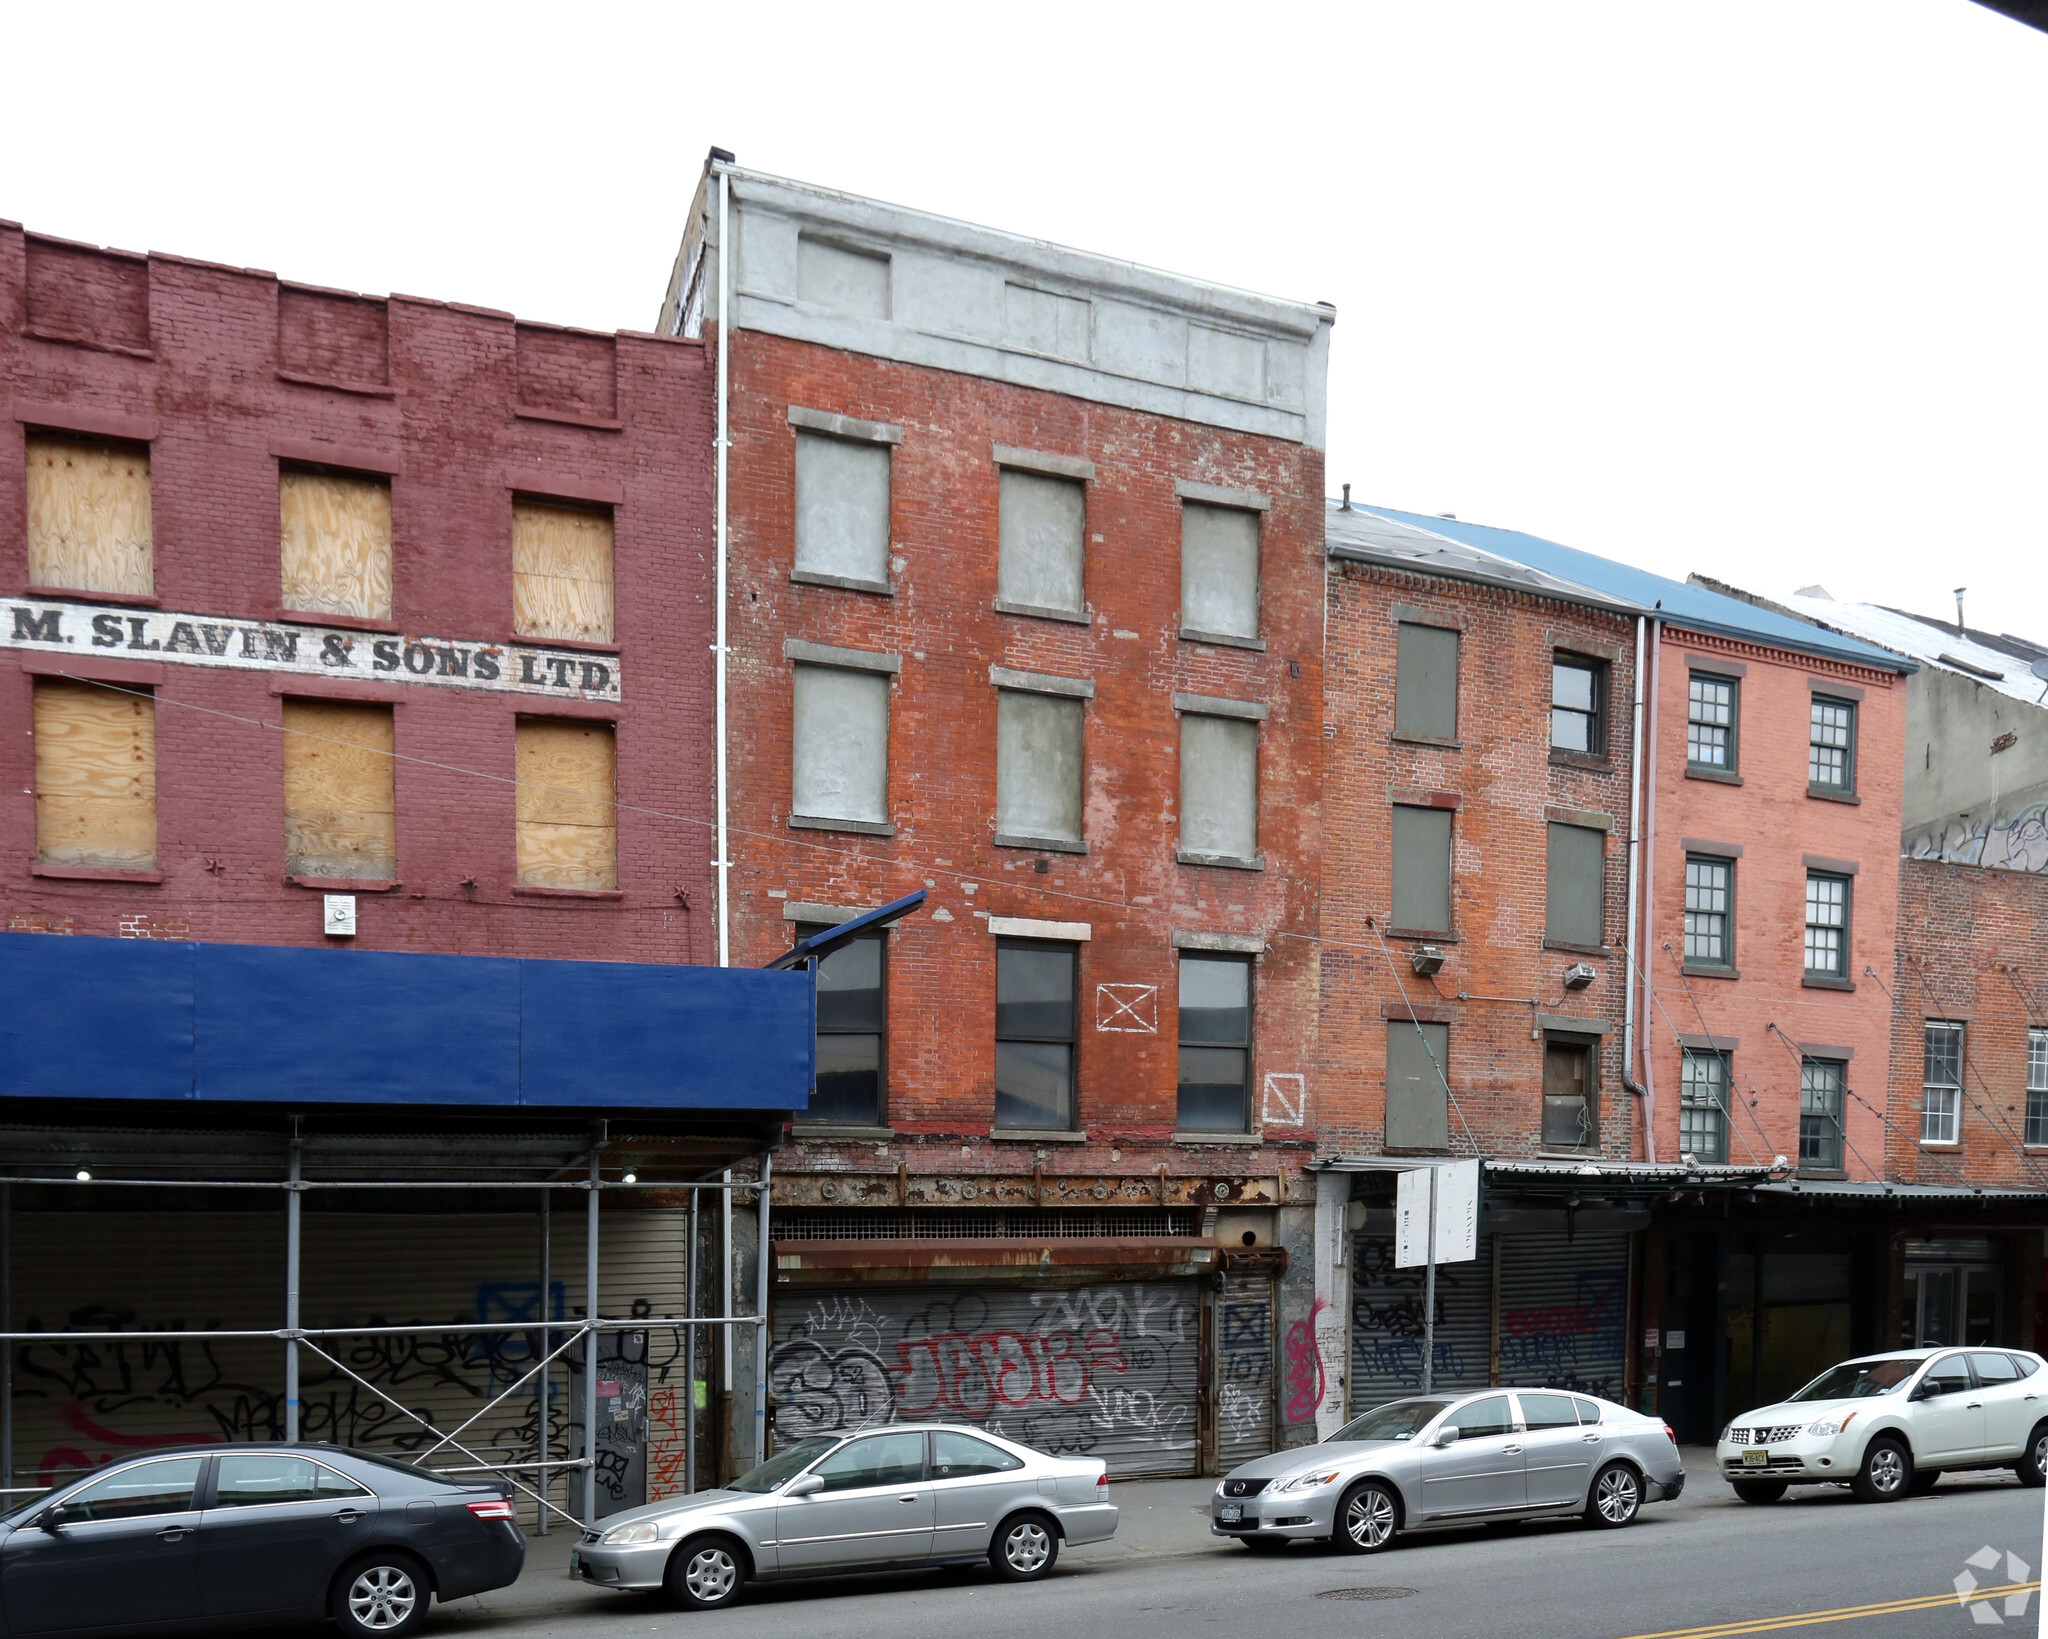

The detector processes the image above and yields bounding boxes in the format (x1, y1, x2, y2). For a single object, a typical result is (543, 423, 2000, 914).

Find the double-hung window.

(1550, 656, 1605, 755)
(1799, 1058, 1846, 1172)
(1177, 953, 1251, 1133)
(1808, 696, 1856, 794)
(1678, 1048, 1729, 1164)
(1803, 873, 1851, 980)
(1922, 1023, 1963, 1145)
(796, 922, 886, 1126)
(1686, 672, 1738, 773)
(1682, 855, 1733, 970)
(994, 941, 1078, 1130)
(2026, 1029, 2048, 1148)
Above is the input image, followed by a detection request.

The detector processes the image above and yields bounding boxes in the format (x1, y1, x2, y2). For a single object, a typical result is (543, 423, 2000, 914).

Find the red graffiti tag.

(1282, 1298, 1326, 1423)
(892, 1329, 1125, 1418)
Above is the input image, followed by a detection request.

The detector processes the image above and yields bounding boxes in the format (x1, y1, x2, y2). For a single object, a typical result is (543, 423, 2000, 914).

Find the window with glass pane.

(1686, 674, 1737, 770)
(1541, 1037, 1597, 1149)
(796, 924, 884, 1124)
(995, 941, 1077, 1129)
(1799, 1059, 1845, 1171)
(1551, 657, 1604, 754)
(1178, 954, 1250, 1132)
(2028, 1029, 2048, 1148)
(1683, 856, 1732, 968)
(1922, 1023, 1962, 1144)
(1808, 697, 1855, 792)
(1803, 873, 1849, 977)
(1678, 1049, 1728, 1163)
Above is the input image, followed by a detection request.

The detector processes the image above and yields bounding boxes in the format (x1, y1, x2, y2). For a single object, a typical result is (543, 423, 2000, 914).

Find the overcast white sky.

(5, 2, 2043, 631)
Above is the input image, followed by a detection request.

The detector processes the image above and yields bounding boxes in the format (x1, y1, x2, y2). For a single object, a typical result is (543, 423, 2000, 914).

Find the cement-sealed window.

(514, 718, 616, 892)
(1395, 622, 1459, 740)
(794, 432, 891, 590)
(1178, 713, 1258, 866)
(795, 921, 886, 1125)
(32, 677, 156, 871)
(513, 498, 614, 644)
(1177, 953, 1251, 1133)
(282, 468, 392, 621)
(797, 235, 891, 320)
(282, 699, 396, 881)
(995, 940, 1078, 1130)
(996, 690, 1084, 851)
(1678, 1048, 1729, 1164)
(1385, 1020, 1449, 1150)
(997, 468, 1085, 619)
(25, 433, 153, 597)
(1391, 804, 1452, 934)
(1921, 1023, 1962, 1145)
(792, 665, 890, 831)
(1545, 822, 1604, 947)
(1179, 501, 1260, 642)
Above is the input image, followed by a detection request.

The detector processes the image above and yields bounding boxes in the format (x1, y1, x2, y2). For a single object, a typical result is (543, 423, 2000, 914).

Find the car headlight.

(1805, 1414, 1857, 1437)
(1276, 1469, 1342, 1492)
(600, 1520, 661, 1546)
(1718, 1425, 1733, 1444)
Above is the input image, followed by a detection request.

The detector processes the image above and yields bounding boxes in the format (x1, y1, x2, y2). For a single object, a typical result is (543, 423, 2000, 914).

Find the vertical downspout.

(1638, 620, 1663, 1163)
(714, 164, 732, 970)
(1622, 615, 1650, 1161)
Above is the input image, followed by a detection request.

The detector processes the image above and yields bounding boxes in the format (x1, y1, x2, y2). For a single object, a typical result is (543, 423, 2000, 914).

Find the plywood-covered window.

(515, 718, 617, 891)
(25, 434, 153, 597)
(280, 469, 392, 620)
(1545, 822, 1605, 948)
(513, 500, 615, 645)
(1390, 804, 1453, 934)
(1395, 621, 1459, 740)
(1386, 1020, 1449, 1150)
(281, 700, 396, 881)
(33, 678, 156, 870)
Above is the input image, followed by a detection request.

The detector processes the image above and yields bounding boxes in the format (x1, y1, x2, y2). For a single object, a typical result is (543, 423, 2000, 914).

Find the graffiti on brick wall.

(1910, 799, 2048, 873)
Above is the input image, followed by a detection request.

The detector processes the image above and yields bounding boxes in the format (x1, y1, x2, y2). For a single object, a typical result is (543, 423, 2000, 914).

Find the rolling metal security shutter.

(1495, 1232, 1629, 1402)
(770, 1279, 1201, 1478)
(1350, 1233, 1493, 1412)
(1215, 1274, 1275, 1470)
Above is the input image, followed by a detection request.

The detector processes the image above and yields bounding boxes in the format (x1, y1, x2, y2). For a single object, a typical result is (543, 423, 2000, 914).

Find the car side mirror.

(784, 1473, 824, 1498)
(1432, 1426, 1461, 1449)
(1912, 1380, 1939, 1401)
(36, 1504, 69, 1532)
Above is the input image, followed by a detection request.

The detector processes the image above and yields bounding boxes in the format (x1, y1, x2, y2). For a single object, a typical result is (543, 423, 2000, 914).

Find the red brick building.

(660, 160, 1334, 1474)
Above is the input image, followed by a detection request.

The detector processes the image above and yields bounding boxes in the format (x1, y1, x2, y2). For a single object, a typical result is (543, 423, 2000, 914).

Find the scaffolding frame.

(0, 1143, 775, 1535)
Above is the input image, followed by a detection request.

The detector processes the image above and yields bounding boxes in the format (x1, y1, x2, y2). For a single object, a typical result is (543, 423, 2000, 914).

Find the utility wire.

(1756, 1023, 1884, 1183)
(1366, 916, 1480, 1156)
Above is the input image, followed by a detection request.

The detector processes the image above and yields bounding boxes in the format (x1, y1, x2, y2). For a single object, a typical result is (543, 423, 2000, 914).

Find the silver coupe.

(1212, 1388, 1685, 1552)
(571, 1423, 1117, 1610)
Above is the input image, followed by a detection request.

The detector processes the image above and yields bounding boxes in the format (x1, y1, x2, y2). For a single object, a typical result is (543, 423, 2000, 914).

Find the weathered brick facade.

(0, 224, 715, 961)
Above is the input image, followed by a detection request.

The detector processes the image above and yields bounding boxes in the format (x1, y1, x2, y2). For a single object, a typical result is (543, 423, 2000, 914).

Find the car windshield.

(1331, 1399, 1454, 1442)
(727, 1437, 842, 1493)
(1788, 1358, 1920, 1401)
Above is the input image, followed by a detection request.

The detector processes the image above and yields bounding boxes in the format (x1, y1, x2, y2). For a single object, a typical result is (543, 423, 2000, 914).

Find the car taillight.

(1097, 1472, 1109, 1496)
(1664, 1425, 1678, 1448)
(466, 1499, 516, 1521)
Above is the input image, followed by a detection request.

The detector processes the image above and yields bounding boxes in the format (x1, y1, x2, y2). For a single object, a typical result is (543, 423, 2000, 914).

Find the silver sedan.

(1212, 1389, 1685, 1553)
(572, 1423, 1117, 1610)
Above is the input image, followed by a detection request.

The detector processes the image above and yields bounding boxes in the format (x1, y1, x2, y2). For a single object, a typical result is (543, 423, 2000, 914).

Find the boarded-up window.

(515, 719, 617, 891)
(280, 470, 392, 620)
(281, 700, 396, 881)
(1391, 804, 1453, 933)
(33, 679, 156, 870)
(25, 435, 153, 596)
(998, 470, 1085, 616)
(1394, 622, 1459, 739)
(1180, 502, 1259, 640)
(798, 236, 891, 319)
(996, 690, 1083, 847)
(1386, 1020, 1449, 1150)
(792, 666, 889, 826)
(1545, 823, 1604, 947)
(513, 501, 614, 644)
(1179, 714, 1258, 863)
(794, 433, 891, 588)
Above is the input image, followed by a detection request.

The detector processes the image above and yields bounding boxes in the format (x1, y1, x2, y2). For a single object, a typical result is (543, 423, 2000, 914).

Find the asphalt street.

(253, 1451, 2044, 1639)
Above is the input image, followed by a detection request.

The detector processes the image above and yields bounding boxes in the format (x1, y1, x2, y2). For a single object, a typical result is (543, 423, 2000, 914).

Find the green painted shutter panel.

(1385, 1021, 1449, 1149)
(1395, 623, 1459, 739)
(1545, 823, 1605, 946)
(1391, 806, 1453, 933)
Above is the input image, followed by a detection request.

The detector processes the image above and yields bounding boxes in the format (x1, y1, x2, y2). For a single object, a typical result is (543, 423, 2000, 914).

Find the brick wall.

(1318, 558, 1638, 1157)
(724, 329, 1323, 1182)
(0, 225, 716, 962)
(1639, 627, 1904, 1173)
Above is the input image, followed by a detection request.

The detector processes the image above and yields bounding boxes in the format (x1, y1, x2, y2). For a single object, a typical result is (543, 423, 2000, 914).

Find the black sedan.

(0, 1444, 524, 1637)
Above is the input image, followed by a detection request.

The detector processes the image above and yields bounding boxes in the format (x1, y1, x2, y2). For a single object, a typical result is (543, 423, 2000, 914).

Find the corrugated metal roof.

(1324, 501, 1635, 614)
(1347, 503, 1915, 674)
(1753, 1179, 2048, 1202)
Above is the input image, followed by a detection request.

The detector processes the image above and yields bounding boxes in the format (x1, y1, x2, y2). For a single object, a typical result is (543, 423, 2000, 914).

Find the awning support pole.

(685, 1186, 699, 1495)
(285, 1138, 301, 1442)
(754, 1151, 771, 1469)
(2, 1180, 12, 1494)
(584, 1145, 600, 1531)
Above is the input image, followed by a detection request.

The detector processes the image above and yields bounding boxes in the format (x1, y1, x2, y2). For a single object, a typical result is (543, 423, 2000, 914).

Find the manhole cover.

(1315, 1586, 1417, 1601)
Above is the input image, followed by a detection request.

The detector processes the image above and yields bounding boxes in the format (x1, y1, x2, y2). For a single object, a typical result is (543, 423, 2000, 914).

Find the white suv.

(1716, 1347, 2048, 1504)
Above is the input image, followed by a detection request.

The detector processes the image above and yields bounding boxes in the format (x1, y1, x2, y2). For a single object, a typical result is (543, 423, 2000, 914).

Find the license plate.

(1219, 1504, 1243, 1523)
(1742, 1449, 1769, 1467)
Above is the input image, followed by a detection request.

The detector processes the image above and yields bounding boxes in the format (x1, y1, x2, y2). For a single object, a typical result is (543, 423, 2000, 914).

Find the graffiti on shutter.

(1495, 1233, 1628, 1400)
(1349, 1233, 1493, 1411)
(1215, 1274, 1275, 1469)
(769, 1281, 1200, 1478)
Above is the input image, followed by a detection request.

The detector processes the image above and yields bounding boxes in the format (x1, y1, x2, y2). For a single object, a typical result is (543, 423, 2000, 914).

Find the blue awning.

(0, 933, 814, 1111)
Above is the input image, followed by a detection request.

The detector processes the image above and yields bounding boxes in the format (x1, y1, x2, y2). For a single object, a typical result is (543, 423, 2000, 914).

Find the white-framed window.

(1922, 1022, 1963, 1145)
(1799, 1058, 1845, 1172)
(2026, 1028, 2047, 1147)
(1683, 855, 1733, 968)
(1686, 673, 1738, 771)
(1678, 1048, 1728, 1164)
(1803, 872, 1850, 978)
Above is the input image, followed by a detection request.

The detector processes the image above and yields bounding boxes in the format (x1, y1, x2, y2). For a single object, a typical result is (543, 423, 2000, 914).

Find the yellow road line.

(1611, 1581, 2040, 1639)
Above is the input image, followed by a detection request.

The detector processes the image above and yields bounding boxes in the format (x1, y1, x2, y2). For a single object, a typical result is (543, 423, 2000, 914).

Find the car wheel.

(330, 1552, 431, 1638)
(1585, 1462, 1642, 1528)
(665, 1536, 748, 1611)
(1334, 1481, 1400, 1553)
(2018, 1423, 2048, 1489)
(1730, 1478, 1787, 1505)
(1239, 1534, 1289, 1553)
(990, 1512, 1060, 1582)
(1853, 1437, 1910, 1504)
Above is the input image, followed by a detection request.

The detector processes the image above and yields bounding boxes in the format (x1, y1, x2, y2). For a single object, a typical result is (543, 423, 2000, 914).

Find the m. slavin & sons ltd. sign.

(5, 598, 622, 702)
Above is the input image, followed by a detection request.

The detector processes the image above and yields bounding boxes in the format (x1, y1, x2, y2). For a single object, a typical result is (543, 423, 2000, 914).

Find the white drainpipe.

(1623, 614, 1648, 1159)
(714, 163, 732, 969)
(1636, 619, 1662, 1162)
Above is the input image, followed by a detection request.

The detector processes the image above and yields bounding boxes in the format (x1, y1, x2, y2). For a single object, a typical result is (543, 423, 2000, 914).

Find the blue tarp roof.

(1356, 503, 1915, 674)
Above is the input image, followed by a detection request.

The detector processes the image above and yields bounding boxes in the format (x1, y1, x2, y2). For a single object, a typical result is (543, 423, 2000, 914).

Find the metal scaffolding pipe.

(284, 1142, 301, 1442)
(0, 1175, 762, 1192)
(583, 1146, 600, 1531)
(537, 1186, 550, 1536)
(754, 1152, 771, 1469)
(1, 1180, 11, 1497)
(685, 1184, 698, 1495)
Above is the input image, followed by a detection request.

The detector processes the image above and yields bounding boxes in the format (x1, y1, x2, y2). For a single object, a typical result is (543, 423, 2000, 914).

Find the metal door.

(770, 1280, 1201, 1477)
(1416, 1395, 1525, 1518)
(1496, 1232, 1629, 1401)
(570, 1332, 648, 1518)
(1350, 1234, 1492, 1410)
(1215, 1274, 1275, 1469)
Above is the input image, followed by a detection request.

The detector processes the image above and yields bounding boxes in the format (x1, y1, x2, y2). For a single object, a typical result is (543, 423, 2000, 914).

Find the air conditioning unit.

(1563, 961, 1596, 990)
(1411, 945, 1445, 977)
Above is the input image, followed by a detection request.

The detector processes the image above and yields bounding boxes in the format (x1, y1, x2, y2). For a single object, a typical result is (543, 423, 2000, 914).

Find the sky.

(4, 2, 2043, 632)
